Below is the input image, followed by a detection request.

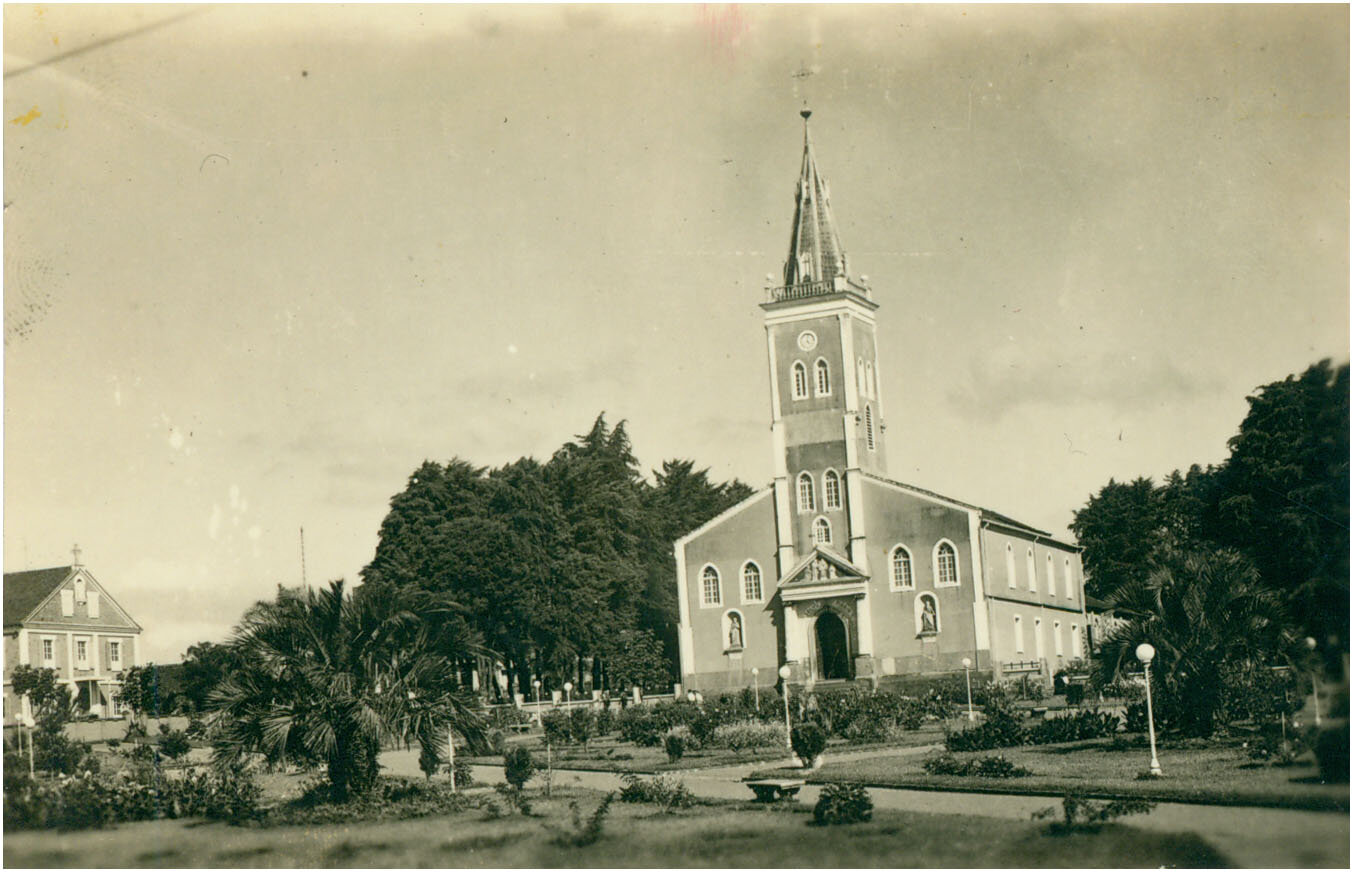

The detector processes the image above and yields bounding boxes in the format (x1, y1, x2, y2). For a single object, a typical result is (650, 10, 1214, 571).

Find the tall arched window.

(865, 405, 875, 450)
(1071, 624, 1082, 658)
(866, 360, 876, 398)
(797, 472, 815, 512)
(792, 361, 808, 400)
(700, 565, 721, 606)
(812, 516, 832, 545)
(1014, 614, 1025, 654)
(857, 357, 866, 397)
(814, 358, 831, 396)
(1064, 557, 1074, 599)
(890, 545, 914, 590)
(1034, 617, 1045, 659)
(1046, 553, 1056, 595)
(934, 540, 960, 587)
(915, 593, 940, 635)
(823, 470, 842, 509)
(742, 561, 763, 603)
(1026, 547, 1037, 592)
(1005, 543, 1017, 589)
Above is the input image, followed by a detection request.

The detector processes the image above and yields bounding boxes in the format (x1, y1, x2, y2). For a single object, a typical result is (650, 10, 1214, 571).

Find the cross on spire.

(72, 543, 82, 567)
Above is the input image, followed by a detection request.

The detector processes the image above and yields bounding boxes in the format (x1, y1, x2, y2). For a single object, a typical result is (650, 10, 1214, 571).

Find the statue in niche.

(727, 613, 744, 650)
(920, 597, 938, 634)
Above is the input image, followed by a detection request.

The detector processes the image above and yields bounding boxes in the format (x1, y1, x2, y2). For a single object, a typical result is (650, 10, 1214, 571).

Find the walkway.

(380, 748, 1350, 868)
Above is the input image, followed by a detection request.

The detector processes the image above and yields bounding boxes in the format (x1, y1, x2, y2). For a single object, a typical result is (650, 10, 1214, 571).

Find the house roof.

(4, 566, 74, 628)
(861, 472, 1078, 549)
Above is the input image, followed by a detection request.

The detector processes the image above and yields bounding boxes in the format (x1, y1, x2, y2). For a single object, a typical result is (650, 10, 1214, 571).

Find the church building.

(674, 111, 1088, 692)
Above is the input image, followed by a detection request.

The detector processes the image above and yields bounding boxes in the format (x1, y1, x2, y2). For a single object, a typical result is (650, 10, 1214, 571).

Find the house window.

(856, 357, 866, 397)
(792, 361, 808, 400)
(812, 517, 832, 545)
(814, 358, 831, 396)
(865, 405, 875, 450)
(797, 473, 816, 512)
(700, 565, 721, 606)
(74, 577, 87, 603)
(1054, 620, 1064, 657)
(1026, 547, 1037, 592)
(724, 611, 745, 651)
(890, 545, 914, 590)
(915, 593, 940, 635)
(742, 562, 763, 603)
(60, 589, 75, 617)
(1046, 554, 1056, 595)
(108, 640, 122, 668)
(1034, 618, 1045, 659)
(76, 638, 90, 669)
(1064, 557, 1075, 599)
(41, 637, 55, 666)
(934, 540, 960, 587)
(1005, 543, 1016, 588)
(1071, 624, 1081, 658)
(1014, 615, 1025, 654)
(823, 470, 842, 509)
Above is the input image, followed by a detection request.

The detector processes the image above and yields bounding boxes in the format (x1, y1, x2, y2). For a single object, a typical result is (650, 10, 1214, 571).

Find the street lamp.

(563, 681, 573, 708)
(778, 664, 793, 751)
(751, 667, 760, 713)
(532, 679, 542, 724)
(1136, 643, 1163, 777)
(961, 657, 975, 722)
(1306, 637, 1322, 727)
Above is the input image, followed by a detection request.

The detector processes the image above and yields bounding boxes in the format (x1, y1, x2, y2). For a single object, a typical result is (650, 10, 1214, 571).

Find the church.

(674, 111, 1088, 692)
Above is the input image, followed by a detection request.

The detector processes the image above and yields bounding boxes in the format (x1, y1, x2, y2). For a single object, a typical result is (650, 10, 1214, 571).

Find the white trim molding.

(932, 538, 961, 588)
(740, 560, 765, 604)
(888, 544, 914, 591)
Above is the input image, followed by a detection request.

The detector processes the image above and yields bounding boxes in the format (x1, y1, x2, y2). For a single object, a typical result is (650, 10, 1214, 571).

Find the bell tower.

(762, 109, 888, 581)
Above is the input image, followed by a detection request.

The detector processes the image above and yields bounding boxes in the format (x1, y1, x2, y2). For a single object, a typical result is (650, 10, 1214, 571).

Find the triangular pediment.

(778, 546, 867, 589)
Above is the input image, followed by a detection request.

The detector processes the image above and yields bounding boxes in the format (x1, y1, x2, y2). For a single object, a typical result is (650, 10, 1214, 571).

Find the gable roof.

(861, 472, 1078, 548)
(4, 566, 75, 628)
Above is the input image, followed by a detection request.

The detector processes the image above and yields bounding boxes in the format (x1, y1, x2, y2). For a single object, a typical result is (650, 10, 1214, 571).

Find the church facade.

(674, 112, 1088, 692)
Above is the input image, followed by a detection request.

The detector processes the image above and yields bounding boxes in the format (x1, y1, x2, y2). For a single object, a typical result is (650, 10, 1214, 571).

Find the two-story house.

(4, 554, 142, 724)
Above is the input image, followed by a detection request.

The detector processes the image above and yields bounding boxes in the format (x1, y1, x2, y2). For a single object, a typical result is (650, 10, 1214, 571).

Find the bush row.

(5, 766, 261, 831)
(945, 693, 1121, 753)
(923, 753, 1031, 778)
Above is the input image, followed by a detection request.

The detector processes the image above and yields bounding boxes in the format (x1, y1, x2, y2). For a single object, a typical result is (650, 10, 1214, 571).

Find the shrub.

(791, 723, 827, 764)
(1315, 724, 1349, 783)
(451, 756, 475, 788)
(1124, 701, 1149, 734)
(541, 710, 571, 746)
(269, 776, 466, 827)
(710, 720, 786, 751)
(185, 717, 208, 740)
(568, 708, 596, 746)
(3, 766, 262, 831)
(924, 753, 1031, 778)
(503, 747, 536, 791)
(1033, 794, 1154, 835)
(105, 738, 122, 750)
(547, 792, 614, 847)
(594, 706, 616, 736)
(617, 773, 694, 811)
(159, 729, 192, 763)
(617, 701, 700, 747)
(1025, 710, 1121, 745)
(812, 783, 873, 825)
(158, 722, 172, 736)
(1065, 684, 1086, 706)
(488, 705, 533, 730)
(1245, 733, 1300, 766)
(946, 691, 1026, 752)
(664, 731, 687, 763)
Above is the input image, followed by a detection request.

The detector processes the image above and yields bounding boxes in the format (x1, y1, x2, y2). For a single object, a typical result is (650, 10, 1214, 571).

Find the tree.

(10, 665, 71, 729)
(209, 580, 486, 801)
(1070, 477, 1163, 600)
(117, 663, 167, 733)
(178, 641, 244, 714)
(1094, 545, 1292, 736)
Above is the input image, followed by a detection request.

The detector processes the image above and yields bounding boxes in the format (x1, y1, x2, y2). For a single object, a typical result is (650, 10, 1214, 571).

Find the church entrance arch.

(814, 612, 851, 680)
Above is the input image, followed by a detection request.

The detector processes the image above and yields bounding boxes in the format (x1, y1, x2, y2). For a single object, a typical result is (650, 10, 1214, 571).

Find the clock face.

(797, 331, 818, 351)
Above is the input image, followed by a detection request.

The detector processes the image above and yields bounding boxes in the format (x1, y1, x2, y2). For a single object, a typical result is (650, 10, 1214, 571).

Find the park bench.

(744, 778, 805, 802)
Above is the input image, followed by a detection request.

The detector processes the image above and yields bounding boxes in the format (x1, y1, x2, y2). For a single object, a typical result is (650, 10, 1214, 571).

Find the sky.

(4, 4, 1348, 664)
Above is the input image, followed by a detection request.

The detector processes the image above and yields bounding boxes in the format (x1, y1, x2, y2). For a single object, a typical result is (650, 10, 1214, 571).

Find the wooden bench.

(745, 778, 805, 802)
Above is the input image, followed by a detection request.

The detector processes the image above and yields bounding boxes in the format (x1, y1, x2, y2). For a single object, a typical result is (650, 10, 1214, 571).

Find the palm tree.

(1095, 545, 1291, 736)
(208, 580, 485, 800)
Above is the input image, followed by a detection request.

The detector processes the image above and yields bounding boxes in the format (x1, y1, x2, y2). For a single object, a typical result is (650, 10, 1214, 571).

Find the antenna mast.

(299, 526, 308, 590)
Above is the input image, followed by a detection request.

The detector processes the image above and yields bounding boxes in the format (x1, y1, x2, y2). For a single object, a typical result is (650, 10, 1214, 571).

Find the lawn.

(470, 722, 947, 773)
(2, 785, 1233, 868)
(753, 735, 1349, 811)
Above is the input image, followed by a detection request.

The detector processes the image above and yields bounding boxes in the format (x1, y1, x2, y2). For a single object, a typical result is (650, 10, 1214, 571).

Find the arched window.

(797, 472, 815, 512)
(792, 361, 808, 400)
(890, 545, 914, 590)
(1046, 553, 1056, 595)
(814, 358, 831, 396)
(1026, 547, 1037, 592)
(1005, 543, 1017, 589)
(1014, 614, 1025, 654)
(857, 357, 866, 397)
(915, 593, 940, 635)
(934, 540, 960, 587)
(724, 610, 744, 651)
(1053, 620, 1064, 657)
(700, 565, 721, 606)
(1064, 557, 1074, 599)
(823, 470, 842, 509)
(1071, 624, 1082, 658)
(812, 516, 832, 545)
(865, 405, 875, 450)
(1034, 617, 1045, 659)
(866, 360, 876, 398)
(742, 561, 763, 603)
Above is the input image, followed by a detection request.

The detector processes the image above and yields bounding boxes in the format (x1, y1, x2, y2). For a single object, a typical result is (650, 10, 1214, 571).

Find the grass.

(2, 785, 1234, 868)
(752, 734, 1349, 811)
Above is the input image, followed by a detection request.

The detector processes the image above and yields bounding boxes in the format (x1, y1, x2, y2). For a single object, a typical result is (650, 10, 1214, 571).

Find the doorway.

(814, 612, 852, 680)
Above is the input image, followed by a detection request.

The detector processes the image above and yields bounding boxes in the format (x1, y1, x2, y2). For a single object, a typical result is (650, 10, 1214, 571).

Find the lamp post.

(1136, 643, 1163, 777)
(1306, 637, 1322, 727)
(961, 657, 975, 722)
(563, 681, 573, 709)
(23, 713, 34, 778)
(778, 664, 793, 751)
(751, 667, 760, 713)
(532, 679, 542, 724)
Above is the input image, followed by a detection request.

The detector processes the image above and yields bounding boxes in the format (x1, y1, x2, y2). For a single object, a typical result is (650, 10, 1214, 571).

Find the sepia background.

(5, 4, 1348, 663)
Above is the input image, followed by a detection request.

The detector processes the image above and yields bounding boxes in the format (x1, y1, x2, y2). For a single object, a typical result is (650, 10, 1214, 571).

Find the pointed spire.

(783, 108, 849, 288)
